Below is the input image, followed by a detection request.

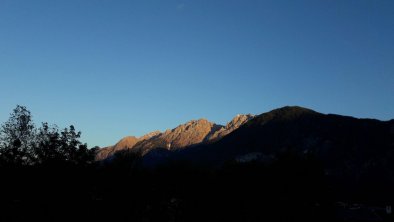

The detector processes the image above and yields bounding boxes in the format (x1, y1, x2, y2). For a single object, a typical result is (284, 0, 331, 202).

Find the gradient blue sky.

(1, 0, 393, 147)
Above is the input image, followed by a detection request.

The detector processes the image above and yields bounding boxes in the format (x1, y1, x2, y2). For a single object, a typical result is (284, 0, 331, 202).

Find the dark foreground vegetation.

(0, 106, 393, 221)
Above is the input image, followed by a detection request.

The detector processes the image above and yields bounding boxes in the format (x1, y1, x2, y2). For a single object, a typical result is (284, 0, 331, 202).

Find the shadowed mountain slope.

(174, 106, 394, 182)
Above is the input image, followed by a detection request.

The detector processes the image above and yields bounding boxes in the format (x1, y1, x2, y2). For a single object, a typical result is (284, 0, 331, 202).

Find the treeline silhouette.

(0, 106, 392, 221)
(0, 105, 95, 167)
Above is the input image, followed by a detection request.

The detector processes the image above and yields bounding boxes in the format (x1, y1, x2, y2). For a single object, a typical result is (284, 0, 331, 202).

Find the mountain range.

(96, 106, 394, 168)
(96, 113, 254, 160)
(96, 106, 394, 198)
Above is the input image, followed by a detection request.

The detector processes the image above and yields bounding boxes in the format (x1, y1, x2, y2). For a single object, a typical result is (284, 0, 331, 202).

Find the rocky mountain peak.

(95, 131, 161, 161)
(133, 118, 221, 154)
(206, 114, 255, 142)
(226, 114, 255, 129)
(113, 136, 139, 150)
(139, 130, 161, 141)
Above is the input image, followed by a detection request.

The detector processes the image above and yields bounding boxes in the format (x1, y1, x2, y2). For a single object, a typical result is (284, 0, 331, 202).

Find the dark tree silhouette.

(35, 123, 95, 165)
(0, 105, 35, 166)
(0, 105, 95, 166)
(34, 122, 61, 164)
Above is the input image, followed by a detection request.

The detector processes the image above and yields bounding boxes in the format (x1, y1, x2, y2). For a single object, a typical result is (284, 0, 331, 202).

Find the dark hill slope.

(175, 106, 394, 177)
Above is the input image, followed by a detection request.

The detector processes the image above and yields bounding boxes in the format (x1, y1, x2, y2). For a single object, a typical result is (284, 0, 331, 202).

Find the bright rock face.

(132, 119, 222, 154)
(95, 114, 254, 160)
(206, 114, 255, 142)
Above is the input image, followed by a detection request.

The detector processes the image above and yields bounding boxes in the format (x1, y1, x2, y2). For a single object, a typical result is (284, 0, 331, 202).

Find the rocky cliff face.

(95, 131, 161, 161)
(96, 114, 254, 160)
(206, 114, 254, 142)
(133, 119, 222, 154)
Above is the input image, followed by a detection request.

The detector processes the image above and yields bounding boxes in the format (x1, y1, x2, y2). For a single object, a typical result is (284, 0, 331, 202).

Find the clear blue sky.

(1, 0, 393, 147)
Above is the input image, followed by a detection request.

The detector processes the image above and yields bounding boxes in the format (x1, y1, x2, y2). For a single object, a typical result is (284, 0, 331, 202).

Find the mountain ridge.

(96, 105, 394, 172)
(95, 114, 254, 160)
(172, 106, 394, 175)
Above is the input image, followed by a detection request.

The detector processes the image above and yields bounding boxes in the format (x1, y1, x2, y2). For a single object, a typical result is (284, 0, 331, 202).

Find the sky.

(0, 0, 393, 147)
